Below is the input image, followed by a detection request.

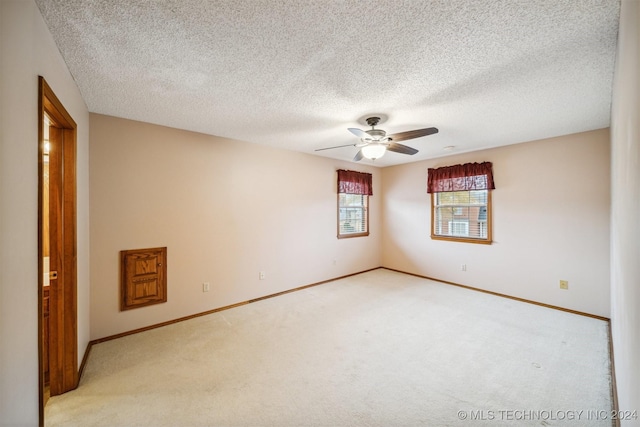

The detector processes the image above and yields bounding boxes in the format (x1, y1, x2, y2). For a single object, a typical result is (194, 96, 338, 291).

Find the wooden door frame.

(38, 76, 78, 425)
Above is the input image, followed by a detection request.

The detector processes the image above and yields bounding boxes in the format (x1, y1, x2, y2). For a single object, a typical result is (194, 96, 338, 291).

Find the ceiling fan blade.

(387, 142, 418, 155)
(315, 143, 356, 152)
(348, 128, 369, 139)
(353, 150, 364, 162)
(387, 127, 438, 143)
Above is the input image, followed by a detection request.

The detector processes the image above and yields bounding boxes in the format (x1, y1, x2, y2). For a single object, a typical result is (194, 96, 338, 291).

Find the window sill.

(431, 235, 492, 245)
(338, 232, 369, 239)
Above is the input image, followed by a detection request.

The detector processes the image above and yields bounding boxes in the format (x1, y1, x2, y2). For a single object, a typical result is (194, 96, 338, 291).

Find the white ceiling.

(35, 0, 620, 167)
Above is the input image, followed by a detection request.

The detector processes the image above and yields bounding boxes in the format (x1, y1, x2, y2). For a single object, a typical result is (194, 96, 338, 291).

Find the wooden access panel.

(120, 247, 167, 311)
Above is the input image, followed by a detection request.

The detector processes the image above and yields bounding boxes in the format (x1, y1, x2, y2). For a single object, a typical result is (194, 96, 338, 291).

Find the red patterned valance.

(427, 162, 495, 193)
(337, 169, 373, 195)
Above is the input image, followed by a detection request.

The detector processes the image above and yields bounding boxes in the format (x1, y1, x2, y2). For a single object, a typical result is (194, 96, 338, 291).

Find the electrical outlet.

(559, 280, 569, 290)
(259, 271, 266, 280)
(203, 282, 210, 292)
(461, 264, 467, 271)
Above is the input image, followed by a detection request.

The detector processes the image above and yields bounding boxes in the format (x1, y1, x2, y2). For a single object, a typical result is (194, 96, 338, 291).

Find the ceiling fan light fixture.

(361, 143, 386, 160)
(315, 116, 438, 163)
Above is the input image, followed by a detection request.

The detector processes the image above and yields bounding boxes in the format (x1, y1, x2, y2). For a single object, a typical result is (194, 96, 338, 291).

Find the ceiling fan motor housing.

(365, 129, 386, 140)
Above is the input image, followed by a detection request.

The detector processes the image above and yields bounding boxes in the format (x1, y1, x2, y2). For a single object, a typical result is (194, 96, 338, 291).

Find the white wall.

(381, 129, 611, 318)
(610, 0, 640, 423)
(0, 1, 90, 425)
(89, 114, 381, 339)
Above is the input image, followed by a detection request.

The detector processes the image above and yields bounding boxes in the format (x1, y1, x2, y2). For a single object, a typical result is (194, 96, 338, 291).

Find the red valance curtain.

(427, 162, 495, 193)
(337, 169, 373, 195)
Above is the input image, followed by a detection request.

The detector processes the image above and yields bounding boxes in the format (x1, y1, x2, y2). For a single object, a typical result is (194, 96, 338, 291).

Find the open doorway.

(42, 113, 51, 403)
(38, 76, 78, 425)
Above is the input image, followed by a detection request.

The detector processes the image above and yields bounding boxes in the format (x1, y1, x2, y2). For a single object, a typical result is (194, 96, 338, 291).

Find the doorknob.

(49, 271, 58, 280)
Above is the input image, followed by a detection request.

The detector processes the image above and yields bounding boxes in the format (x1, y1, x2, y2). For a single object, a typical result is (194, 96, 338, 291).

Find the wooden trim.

(430, 191, 492, 245)
(336, 192, 339, 238)
(38, 76, 78, 427)
(78, 342, 93, 382)
(91, 266, 612, 345)
(41, 82, 77, 129)
(84, 265, 616, 421)
(430, 235, 492, 245)
(608, 322, 620, 427)
(337, 232, 370, 239)
(91, 267, 380, 345)
(382, 267, 610, 321)
(429, 193, 434, 238)
(38, 77, 45, 427)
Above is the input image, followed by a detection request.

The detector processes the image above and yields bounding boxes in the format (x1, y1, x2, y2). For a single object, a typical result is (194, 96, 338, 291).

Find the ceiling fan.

(315, 117, 439, 161)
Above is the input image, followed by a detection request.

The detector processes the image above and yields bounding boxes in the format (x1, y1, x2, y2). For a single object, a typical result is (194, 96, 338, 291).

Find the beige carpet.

(45, 269, 613, 426)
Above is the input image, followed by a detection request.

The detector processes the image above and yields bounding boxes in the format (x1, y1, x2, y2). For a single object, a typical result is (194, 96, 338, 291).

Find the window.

(338, 193, 368, 237)
(337, 169, 372, 238)
(428, 162, 494, 244)
(434, 190, 489, 241)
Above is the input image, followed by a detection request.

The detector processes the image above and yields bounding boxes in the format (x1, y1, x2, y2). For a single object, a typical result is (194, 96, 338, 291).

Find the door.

(38, 77, 78, 425)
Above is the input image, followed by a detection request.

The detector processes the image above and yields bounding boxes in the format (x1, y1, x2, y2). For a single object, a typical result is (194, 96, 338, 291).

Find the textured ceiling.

(35, 0, 620, 167)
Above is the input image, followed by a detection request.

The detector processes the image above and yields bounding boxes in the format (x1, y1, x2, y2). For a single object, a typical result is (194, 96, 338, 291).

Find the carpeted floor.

(45, 269, 613, 426)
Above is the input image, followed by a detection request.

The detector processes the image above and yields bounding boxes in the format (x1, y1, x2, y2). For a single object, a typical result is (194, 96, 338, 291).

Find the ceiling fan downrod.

(364, 117, 386, 140)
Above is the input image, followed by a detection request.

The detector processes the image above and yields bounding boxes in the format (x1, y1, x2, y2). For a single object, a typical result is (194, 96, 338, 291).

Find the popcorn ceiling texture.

(35, 0, 620, 166)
